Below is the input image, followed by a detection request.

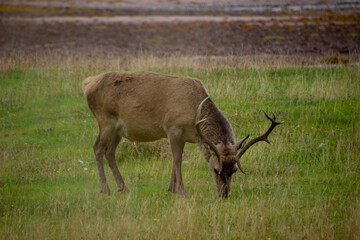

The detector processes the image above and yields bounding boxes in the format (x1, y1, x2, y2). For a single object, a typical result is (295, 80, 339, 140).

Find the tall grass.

(0, 54, 359, 239)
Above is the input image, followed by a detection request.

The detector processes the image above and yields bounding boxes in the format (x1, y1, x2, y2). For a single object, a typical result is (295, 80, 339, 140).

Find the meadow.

(0, 54, 359, 239)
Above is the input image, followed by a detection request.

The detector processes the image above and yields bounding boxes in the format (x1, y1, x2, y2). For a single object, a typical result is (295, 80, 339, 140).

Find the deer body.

(83, 71, 282, 197)
(84, 72, 207, 143)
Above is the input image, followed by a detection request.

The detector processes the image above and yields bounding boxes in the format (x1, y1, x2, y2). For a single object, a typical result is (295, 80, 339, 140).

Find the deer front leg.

(168, 129, 187, 196)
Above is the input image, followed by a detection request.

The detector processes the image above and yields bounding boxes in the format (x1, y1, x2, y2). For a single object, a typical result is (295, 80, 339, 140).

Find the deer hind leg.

(105, 133, 129, 193)
(93, 124, 116, 195)
(168, 128, 187, 196)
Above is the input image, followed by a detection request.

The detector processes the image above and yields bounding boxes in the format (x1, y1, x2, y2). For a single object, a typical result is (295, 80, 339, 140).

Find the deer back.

(83, 71, 209, 142)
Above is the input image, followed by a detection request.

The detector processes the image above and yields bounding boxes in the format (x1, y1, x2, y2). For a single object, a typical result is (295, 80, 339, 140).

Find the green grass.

(0, 55, 359, 239)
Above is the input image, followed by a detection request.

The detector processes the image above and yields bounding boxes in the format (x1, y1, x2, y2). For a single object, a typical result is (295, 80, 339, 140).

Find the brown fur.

(83, 71, 244, 197)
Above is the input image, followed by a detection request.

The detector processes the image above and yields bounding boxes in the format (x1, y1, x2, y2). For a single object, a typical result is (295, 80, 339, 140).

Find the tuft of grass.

(319, 56, 351, 65)
(0, 54, 359, 239)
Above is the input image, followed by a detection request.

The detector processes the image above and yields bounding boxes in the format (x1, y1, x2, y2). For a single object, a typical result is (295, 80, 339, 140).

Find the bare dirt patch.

(0, 0, 359, 57)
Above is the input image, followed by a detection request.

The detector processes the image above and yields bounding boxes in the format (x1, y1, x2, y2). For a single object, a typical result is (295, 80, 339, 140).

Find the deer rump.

(83, 71, 283, 198)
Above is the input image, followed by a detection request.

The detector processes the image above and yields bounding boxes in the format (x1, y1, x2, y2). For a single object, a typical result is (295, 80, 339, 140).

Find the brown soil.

(1, 1, 359, 57)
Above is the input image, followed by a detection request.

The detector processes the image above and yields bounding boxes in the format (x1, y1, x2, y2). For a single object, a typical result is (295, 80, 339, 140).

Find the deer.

(82, 71, 283, 198)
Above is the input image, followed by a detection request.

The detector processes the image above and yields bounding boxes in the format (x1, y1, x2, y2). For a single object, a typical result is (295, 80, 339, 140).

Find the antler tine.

(196, 118, 206, 125)
(236, 159, 246, 175)
(196, 97, 210, 122)
(236, 135, 250, 175)
(262, 109, 284, 125)
(237, 110, 283, 160)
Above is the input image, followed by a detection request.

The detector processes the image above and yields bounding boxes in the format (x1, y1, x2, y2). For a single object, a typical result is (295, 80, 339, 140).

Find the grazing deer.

(83, 71, 283, 197)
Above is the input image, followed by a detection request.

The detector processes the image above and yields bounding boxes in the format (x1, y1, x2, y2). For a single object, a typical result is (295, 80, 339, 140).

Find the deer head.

(196, 97, 283, 198)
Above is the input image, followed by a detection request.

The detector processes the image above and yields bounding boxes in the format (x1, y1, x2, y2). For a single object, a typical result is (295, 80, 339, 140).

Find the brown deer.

(83, 71, 283, 198)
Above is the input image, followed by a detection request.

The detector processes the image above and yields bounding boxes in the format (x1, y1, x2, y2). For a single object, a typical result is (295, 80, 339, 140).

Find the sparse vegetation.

(0, 54, 359, 239)
(319, 55, 351, 65)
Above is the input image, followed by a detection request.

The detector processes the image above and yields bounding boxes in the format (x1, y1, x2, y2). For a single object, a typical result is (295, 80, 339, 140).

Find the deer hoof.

(169, 188, 187, 197)
(177, 190, 188, 197)
(118, 185, 130, 194)
(100, 184, 111, 195)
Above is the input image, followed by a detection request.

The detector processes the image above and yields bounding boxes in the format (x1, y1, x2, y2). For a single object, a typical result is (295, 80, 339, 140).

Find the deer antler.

(195, 97, 222, 172)
(235, 135, 250, 174)
(236, 110, 283, 173)
(195, 119, 222, 162)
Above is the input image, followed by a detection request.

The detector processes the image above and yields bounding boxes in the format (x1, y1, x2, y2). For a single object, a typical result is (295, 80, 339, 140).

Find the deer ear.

(234, 135, 250, 151)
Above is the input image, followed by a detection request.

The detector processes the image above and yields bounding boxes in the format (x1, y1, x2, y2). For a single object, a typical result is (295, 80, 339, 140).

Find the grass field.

(0, 54, 359, 239)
